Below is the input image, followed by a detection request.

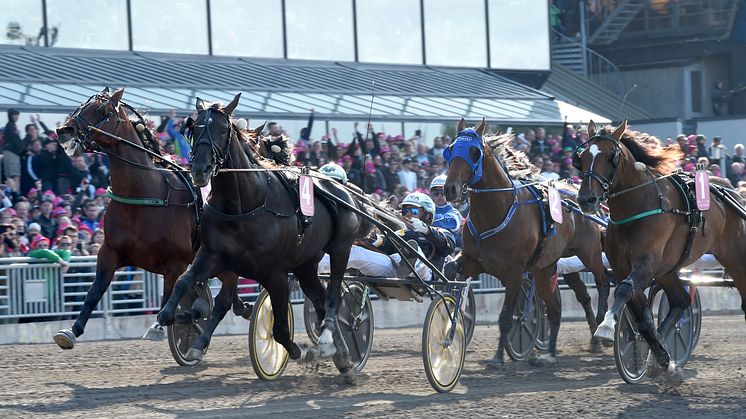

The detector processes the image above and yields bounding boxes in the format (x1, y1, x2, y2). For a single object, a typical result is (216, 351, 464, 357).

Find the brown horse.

(53, 87, 250, 364)
(443, 119, 609, 367)
(576, 120, 746, 380)
(152, 94, 372, 378)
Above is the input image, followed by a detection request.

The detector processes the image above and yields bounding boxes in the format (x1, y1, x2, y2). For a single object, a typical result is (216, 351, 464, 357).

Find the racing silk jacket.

(373, 225, 456, 272)
(433, 204, 462, 247)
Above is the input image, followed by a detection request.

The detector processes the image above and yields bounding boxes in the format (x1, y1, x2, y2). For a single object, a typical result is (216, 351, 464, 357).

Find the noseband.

(574, 135, 622, 202)
(189, 108, 234, 177)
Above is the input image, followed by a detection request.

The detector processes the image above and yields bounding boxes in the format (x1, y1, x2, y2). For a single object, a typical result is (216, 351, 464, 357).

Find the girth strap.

(106, 187, 168, 206)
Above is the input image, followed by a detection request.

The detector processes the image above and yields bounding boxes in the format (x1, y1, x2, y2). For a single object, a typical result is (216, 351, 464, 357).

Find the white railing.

(0, 255, 611, 321)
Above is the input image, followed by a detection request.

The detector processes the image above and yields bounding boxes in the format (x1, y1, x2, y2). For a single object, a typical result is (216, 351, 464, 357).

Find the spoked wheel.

(248, 289, 294, 381)
(657, 286, 700, 368)
(303, 282, 374, 372)
(167, 281, 213, 366)
(614, 304, 650, 384)
(689, 287, 702, 351)
(506, 277, 541, 361)
(338, 282, 375, 372)
(422, 294, 466, 393)
(536, 284, 561, 352)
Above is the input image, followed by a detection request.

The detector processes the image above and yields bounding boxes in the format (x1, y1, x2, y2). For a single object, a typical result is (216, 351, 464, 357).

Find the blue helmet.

(319, 162, 347, 184)
(429, 174, 447, 190)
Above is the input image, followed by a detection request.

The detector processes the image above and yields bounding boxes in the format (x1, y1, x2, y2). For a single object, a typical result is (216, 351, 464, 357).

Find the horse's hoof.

(589, 337, 604, 353)
(297, 344, 319, 363)
(318, 342, 337, 358)
(646, 353, 662, 380)
(593, 312, 616, 342)
(185, 348, 204, 362)
(664, 362, 684, 387)
(485, 357, 504, 370)
(142, 324, 166, 341)
(530, 353, 557, 367)
(54, 329, 76, 350)
(239, 302, 253, 320)
(342, 369, 359, 385)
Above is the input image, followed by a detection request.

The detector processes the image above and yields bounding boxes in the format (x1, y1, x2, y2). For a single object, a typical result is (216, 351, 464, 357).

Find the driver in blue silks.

(429, 175, 463, 248)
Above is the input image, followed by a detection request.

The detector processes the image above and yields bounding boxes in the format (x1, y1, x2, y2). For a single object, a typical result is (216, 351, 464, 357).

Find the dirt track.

(1, 315, 745, 418)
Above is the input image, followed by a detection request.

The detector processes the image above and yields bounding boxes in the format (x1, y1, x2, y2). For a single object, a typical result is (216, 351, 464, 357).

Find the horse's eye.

(470, 147, 481, 163)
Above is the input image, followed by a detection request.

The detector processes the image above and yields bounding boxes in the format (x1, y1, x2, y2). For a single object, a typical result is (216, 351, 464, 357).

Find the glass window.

(356, 0, 422, 65)
(131, 0, 208, 54)
(488, 0, 550, 71)
(210, 0, 283, 58)
(46, 0, 128, 50)
(0, 0, 43, 46)
(423, 0, 486, 67)
(285, 0, 354, 61)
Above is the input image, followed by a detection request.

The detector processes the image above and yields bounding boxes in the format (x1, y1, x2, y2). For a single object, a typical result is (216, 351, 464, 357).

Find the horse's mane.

(599, 126, 682, 174)
(234, 127, 295, 169)
(484, 133, 540, 178)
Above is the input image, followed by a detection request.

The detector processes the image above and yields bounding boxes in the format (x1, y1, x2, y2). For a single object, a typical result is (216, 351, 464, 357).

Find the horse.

(575, 120, 746, 381)
(443, 118, 610, 367)
(151, 94, 372, 377)
(53, 87, 251, 363)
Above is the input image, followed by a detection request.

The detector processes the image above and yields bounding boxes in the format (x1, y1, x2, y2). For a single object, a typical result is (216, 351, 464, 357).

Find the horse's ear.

(476, 117, 486, 136)
(196, 97, 207, 111)
(457, 117, 465, 133)
(224, 93, 242, 115)
(612, 119, 628, 141)
(588, 120, 597, 138)
(253, 121, 267, 135)
(110, 87, 125, 109)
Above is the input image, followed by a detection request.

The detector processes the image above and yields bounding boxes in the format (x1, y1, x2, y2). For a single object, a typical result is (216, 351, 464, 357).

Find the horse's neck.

(107, 125, 164, 195)
(607, 148, 661, 214)
(468, 156, 517, 221)
(210, 137, 267, 213)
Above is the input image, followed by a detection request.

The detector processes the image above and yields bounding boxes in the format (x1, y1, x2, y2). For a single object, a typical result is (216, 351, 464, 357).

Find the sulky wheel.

(657, 286, 699, 368)
(303, 296, 321, 345)
(506, 276, 541, 361)
(614, 304, 650, 384)
(535, 283, 561, 352)
(338, 282, 375, 372)
(422, 294, 466, 393)
(689, 286, 702, 351)
(248, 289, 294, 381)
(462, 286, 477, 346)
(168, 281, 213, 366)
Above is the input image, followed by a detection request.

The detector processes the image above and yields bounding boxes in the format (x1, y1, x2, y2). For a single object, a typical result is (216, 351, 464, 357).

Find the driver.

(318, 192, 455, 281)
(429, 175, 463, 247)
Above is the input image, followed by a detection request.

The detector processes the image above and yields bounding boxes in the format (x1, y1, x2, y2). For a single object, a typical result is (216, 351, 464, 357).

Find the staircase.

(551, 39, 586, 75)
(588, 0, 647, 45)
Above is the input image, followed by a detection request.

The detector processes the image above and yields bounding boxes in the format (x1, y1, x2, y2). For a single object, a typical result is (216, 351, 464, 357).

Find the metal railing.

(0, 255, 610, 322)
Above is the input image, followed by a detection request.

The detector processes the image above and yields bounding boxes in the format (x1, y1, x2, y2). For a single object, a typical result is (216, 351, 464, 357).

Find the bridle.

(67, 94, 128, 152)
(573, 134, 623, 202)
(187, 107, 235, 178)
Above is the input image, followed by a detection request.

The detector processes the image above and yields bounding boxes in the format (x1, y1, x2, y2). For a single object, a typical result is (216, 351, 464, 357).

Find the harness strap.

(608, 208, 664, 225)
(106, 187, 168, 207)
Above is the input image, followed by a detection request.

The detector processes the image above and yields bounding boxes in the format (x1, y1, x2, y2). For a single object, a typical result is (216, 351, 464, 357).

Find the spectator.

(79, 199, 102, 232)
(728, 162, 745, 186)
(31, 197, 56, 239)
(733, 144, 745, 163)
(21, 139, 44, 195)
(397, 158, 418, 192)
(695, 135, 709, 159)
(3, 109, 24, 192)
(708, 136, 726, 164)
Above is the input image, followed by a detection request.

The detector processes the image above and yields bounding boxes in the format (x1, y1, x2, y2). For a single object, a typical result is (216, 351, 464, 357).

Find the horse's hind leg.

(486, 269, 523, 369)
(182, 275, 237, 361)
(655, 272, 691, 343)
(54, 244, 120, 349)
(294, 260, 327, 343)
(563, 272, 596, 334)
(532, 265, 562, 365)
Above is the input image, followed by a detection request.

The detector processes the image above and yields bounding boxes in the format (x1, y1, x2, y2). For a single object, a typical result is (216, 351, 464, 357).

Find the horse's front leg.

(594, 255, 655, 342)
(144, 250, 217, 340)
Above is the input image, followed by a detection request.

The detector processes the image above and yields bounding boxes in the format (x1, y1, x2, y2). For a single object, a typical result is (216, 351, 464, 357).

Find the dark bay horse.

(53, 87, 250, 357)
(443, 119, 610, 367)
(576, 120, 746, 381)
(152, 94, 371, 377)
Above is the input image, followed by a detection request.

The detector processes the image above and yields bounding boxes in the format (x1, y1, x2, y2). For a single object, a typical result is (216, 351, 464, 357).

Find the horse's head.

(187, 93, 241, 187)
(56, 86, 128, 158)
(575, 119, 627, 214)
(443, 117, 487, 202)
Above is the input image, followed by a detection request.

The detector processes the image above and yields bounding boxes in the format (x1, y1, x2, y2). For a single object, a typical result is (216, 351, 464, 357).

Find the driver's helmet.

(319, 162, 347, 184)
(429, 174, 446, 190)
(401, 192, 436, 220)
